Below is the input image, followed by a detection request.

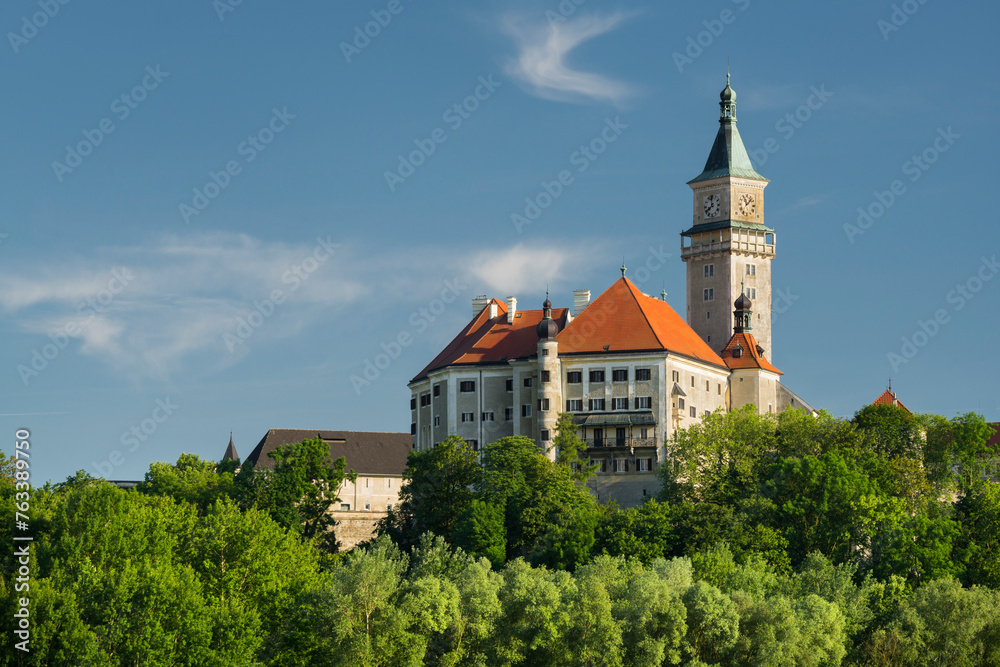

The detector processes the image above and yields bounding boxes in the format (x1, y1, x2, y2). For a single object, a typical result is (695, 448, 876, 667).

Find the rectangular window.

(612, 397, 628, 410)
(420, 393, 430, 407)
(690, 406, 697, 418)
(706, 380, 710, 391)
(589, 398, 606, 411)
(672, 370, 679, 382)
(636, 368, 651, 381)
(505, 407, 513, 421)
(364, 502, 371, 511)
(433, 384, 441, 397)
(703, 288, 714, 301)
(524, 377, 533, 388)
(506, 378, 513, 392)
(707, 311, 711, 320)
(678, 398, 685, 409)
(614, 459, 627, 473)
(567, 371, 582, 384)
(704, 264, 714, 277)
(460, 381, 475, 393)
(718, 383, 722, 395)
(746, 264, 756, 276)
(639, 427, 649, 439)
(589, 370, 605, 382)
(433, 416, 440, 427)
(612, 369, 628, 382)
(466, 439, 479, 451)
(410, 423, 416, 435)
(538, 398, 550, 411)
(522, 404, 532, 418)
(566, 399, 583, 411)
(638, 458, 651, 472)
(461, 412, 475, 422)
(541, 429, 550, 441)
(481, 411, 494, 422)
(410, 398, 416, 410)
(636, 396, 652, 409)
(542, 348, 549, 356)
(341, 504, 351, 511)
(541, 370, 550, 383)
(691, 376, 695, 387)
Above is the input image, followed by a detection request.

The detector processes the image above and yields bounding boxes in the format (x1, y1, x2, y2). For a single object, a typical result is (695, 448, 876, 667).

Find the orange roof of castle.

(556, 278, 727, 368)
(411, 278, 735, 382)
(872, 388, 912, 414)
(411, 299, 570, 381)
(720, 331, 782, 374)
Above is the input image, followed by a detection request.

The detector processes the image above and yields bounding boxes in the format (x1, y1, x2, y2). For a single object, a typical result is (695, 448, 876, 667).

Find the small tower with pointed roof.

(223, 432, 239, 463)
(720, 293, 782, 414)
(682, 73, 776, 358)
(536, 292, 561, 461)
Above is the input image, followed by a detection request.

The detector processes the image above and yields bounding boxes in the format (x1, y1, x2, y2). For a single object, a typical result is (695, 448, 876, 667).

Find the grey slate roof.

(243, 429, 412, 476)
(223, 433, 239, 461)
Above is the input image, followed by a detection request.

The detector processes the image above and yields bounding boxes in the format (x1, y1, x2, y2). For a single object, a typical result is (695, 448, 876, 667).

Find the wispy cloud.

(502, 12, 638, 105)
(0, 233, 605, 381)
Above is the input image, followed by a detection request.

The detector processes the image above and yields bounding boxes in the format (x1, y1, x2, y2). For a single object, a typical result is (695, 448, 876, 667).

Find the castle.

(408, 77, 814, 505)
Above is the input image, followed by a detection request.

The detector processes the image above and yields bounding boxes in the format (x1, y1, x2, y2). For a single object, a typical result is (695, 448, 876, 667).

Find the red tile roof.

(557, 278, 727, 368)
(720, 331, 782, 374)
(411, 299, 570, 381)
(872, 389, 911, 414)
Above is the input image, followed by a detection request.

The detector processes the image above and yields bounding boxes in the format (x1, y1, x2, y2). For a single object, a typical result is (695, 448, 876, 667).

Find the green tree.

(138, 452, 237, 512)
(242, 437, 355, 554)
(377, 435, 480, 551)
(853, 404, 922, 461)
(955, 482, 1000, 588)
(890, 577, 1000, 666)
(763, 452, 899, 566)
(453, 499, 507, 568)
(594, 500, 678, 563)
(551, 412, 597, 482)
(660, 405, 777, 505)
(480, 436, 600, 570)
(774, 408, 862, 461)
(681, 580, 740, 664)
(924, 412, 998, 496)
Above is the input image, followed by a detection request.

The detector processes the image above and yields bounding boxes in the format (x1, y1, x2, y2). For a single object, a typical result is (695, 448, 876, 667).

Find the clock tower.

(682, 75, 776, 358)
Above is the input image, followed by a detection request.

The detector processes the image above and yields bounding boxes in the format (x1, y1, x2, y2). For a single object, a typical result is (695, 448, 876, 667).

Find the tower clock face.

(738, 193, 756, 217)
(703, 194, 721, 218)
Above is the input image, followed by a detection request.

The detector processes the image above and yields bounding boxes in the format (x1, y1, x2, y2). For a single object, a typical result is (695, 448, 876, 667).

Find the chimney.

(573, 290, 591, 316)
(472, 295, 489, 319)
(489, 302, 498, 319)
(506, 296, 517, 323)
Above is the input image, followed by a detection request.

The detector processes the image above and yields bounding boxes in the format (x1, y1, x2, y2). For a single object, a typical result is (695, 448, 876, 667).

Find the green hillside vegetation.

(2, 407, 998, 666)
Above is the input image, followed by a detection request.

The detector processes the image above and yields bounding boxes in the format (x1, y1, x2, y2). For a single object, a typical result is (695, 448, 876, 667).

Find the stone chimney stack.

(573, 290, 591, 316)
(506, 297, 517, 323)
(472, 295, 489, 319)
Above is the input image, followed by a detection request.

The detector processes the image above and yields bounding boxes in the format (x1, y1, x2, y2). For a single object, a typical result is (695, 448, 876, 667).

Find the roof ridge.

(623, 278, 666, 349)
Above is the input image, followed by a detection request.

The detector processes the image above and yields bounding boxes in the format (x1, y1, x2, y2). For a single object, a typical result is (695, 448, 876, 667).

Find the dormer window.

(733, 344, 743, 359)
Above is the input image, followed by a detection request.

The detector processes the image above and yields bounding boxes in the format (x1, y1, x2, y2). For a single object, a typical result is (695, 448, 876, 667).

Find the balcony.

(583, 438, 658, 450)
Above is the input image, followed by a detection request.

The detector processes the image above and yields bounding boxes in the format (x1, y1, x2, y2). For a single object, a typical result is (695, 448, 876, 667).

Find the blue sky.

(1, 0, 997, 484)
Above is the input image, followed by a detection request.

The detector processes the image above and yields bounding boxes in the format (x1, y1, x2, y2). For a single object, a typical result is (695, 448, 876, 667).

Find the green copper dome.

(688, 75, 768, 184)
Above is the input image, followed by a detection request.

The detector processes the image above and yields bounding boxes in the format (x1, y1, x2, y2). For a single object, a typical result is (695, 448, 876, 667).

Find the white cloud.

(503, 12, 638, 105)
(0, 233, 606, 381)
(465, 244, 588, 295)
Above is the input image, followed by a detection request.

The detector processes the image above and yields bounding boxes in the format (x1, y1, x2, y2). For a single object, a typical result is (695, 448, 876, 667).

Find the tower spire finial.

(620, 258, 627, 278)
